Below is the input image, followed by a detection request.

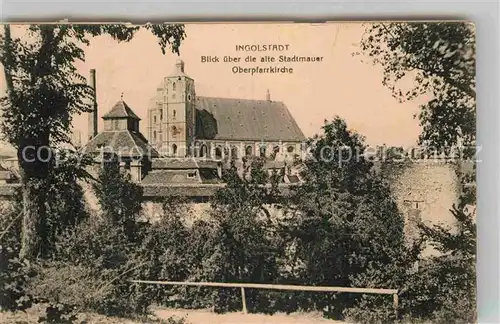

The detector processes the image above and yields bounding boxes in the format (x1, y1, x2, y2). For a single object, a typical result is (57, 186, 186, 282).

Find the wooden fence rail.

(130, 280, 399, 318)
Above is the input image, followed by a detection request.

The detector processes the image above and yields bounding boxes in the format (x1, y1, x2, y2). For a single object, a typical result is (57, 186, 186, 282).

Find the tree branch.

(1, 25, 15, 92)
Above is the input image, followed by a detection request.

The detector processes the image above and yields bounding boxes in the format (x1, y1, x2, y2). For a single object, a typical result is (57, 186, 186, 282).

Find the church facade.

(146, 59, 305, 161)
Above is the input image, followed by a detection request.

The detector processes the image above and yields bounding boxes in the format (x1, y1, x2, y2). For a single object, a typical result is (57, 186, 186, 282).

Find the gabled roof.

(195, 96, 306, 142)
(142, 170, 202, 185)
(83, 130, 158, 158)
(102, 100, 141, 120)
(152, 158, 199, 170)
(151, 158, 222, 170)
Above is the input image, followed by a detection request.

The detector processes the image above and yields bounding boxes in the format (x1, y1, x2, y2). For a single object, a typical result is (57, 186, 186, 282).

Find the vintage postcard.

(0, 22, 476, 323)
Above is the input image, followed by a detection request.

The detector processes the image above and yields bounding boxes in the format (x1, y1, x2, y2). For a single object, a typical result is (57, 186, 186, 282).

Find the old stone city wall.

(143, 161, 466, 237)
(1, 159, 469, 255)
(386, 161, 461, 228)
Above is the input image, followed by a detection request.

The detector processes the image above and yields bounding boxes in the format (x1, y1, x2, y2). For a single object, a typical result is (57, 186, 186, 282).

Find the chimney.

(266, 89, 271, 101)
(88, 69, 98, 140)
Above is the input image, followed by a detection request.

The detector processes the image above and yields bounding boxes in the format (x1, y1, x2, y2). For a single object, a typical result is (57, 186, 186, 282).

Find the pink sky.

(2, 23, 428, 151)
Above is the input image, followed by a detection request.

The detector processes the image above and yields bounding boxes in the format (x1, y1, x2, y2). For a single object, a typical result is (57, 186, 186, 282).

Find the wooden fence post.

(241, 287, 247, 314)
(393, 293, 399, 320)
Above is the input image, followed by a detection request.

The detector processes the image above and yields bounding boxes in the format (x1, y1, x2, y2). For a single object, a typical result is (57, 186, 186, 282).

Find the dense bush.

(0, 247, 35, 312)
(1, 122, 475, 323)
(181, 161, 283, 314)
(31, 218, 146, 316)
(29, 159, 153, 317)
(0, 149, 90, 316)
(0, 198, 35, 312)
(275, 118, 418, 320)
(38, 302, 78, 324)
(133, 197, 193, 308)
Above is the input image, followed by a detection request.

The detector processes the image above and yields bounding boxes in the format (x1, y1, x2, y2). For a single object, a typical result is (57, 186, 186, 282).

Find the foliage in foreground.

(0, 23, 186, 260)
(1, 120, 476, 323)
(358, 22, 476, 153)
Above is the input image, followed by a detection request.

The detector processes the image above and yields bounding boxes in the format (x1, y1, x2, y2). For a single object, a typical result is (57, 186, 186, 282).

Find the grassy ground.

(0, 304, 156, 324)
(153, 307, 343, 324)
(0, 305, 344, 324)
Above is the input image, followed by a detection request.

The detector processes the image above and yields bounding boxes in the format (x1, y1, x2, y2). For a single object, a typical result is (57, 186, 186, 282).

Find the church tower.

(148, 59, 196, 157)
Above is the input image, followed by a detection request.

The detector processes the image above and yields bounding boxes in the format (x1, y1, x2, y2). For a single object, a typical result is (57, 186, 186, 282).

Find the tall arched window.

(215, 146, 222, 159)
(260, 145, 267, 157)
(172, 82, 176, 91)
(245, 145, 253, 156)
(153, 131, 157, 140)
(200, 144, 208, 157)
(271, 145, 280, 161)
(231, 146, 238, 159)
(172, 144, 178, 155)
(173, 110, 176, 118)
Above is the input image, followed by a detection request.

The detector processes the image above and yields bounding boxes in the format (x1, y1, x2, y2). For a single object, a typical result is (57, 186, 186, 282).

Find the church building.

(82, 60, 306, 195)
(147, 59, 305, 161)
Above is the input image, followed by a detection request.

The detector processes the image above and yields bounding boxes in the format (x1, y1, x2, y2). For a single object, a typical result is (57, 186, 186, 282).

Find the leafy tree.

(0, 150, 92, 312)
(359, 22, 477, 322)
(44, 149, 93, 254)
(0, 23, 185, 260)
(38, 216, 141, 317)
(288, 117, 419, 318)
(189, 160, 283, 313)
(0, 197, 35, 312)
(36, 159, 148, 317)
(133, 196, 193, 308)
(92, 158, 143, 240)
(358, 22, 475, 154)
(406, 195, 476, 323)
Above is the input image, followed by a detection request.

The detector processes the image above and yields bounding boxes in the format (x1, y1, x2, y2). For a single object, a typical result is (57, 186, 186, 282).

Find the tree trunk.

(17, 141, 50, 260)
(19, 179, 47, 260)
(2, 25, 55, 260)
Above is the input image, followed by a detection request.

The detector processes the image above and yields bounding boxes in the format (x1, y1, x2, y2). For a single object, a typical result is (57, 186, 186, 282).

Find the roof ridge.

(123, 101, 141, 120)
(197, 96, 284, 104)
(128, 131, 158, 156)
(103, 100, 141, 120)
(125, 130, 137, 151)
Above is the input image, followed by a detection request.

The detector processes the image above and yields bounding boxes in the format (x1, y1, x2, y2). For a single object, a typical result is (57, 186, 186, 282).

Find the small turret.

(176, 59, 185, 73)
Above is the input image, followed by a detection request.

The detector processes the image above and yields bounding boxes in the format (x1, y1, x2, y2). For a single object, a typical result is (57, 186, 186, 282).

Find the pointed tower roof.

(102, 100, 141, 120)
(167, 58, 190, 78)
